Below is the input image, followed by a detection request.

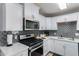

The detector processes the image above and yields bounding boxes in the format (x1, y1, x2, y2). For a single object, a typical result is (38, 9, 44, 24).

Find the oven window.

(31, 46, 43, 56)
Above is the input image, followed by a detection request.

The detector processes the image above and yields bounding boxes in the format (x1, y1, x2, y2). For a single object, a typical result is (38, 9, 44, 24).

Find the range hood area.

(57, 21, 77, 38)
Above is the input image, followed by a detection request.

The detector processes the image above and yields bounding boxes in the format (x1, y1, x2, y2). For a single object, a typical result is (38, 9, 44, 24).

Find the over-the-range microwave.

(23, 18, 39, 30)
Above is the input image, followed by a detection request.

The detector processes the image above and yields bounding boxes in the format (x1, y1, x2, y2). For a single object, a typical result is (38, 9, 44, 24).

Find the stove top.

(19, 37, 43, 47)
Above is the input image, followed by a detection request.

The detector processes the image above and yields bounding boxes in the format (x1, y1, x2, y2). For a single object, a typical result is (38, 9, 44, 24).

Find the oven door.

(31, 46, 43, 56)
(28, 43, 43, 56)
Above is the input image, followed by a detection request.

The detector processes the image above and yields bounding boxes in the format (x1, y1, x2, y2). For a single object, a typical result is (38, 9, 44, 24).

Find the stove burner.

(19, 37, 43, 47)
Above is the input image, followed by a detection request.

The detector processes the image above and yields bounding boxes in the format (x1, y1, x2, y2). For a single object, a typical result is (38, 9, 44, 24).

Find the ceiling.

(35, 3, 79, 17)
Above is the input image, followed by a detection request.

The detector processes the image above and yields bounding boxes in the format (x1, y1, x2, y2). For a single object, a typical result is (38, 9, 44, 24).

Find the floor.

(46, 52, 60, 56)
(31, 47, 60, 56)
(31, 52, 60, 56)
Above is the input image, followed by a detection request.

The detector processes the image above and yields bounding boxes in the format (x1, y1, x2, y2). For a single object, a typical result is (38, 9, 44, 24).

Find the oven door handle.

(30, 45, 43, 52)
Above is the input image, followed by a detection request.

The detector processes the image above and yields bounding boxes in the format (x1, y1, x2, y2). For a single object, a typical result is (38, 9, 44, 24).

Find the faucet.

(60, 35, 63, 37)
(71, 37, 74, 40)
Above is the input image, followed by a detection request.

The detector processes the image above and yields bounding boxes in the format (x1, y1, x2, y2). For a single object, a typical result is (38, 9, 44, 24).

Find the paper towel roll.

(7, 35, 13, 45)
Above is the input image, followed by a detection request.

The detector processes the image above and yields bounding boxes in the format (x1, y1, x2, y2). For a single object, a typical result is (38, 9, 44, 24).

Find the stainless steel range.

(18, 35, 43, 56)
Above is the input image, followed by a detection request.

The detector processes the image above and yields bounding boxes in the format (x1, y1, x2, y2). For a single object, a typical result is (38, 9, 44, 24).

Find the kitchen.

(0, 3, 79, 56)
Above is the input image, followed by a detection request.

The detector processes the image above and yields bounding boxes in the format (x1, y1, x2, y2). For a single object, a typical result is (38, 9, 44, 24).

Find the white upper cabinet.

(4, 3, 23, 31)
(77, 18, 79, 30)
(66, 13, 77, 22)
(38, 15, 46, 30)
(57, 16, 67, 23)
(54, 12, 79, 30)
(57, 13, 78, 23)
(24, 3, 40, 21)
(42, 17, 58, 30)
(45, 17, 52, 30)
(76, 12, 79, 30)
(51, 17, 58, 30)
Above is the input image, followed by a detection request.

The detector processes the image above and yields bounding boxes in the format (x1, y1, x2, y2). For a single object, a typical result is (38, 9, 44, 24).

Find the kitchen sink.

(58, 37, 74, 41)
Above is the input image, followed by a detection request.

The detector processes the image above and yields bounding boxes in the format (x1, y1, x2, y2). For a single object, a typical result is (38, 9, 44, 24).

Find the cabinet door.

(24, 3, 33, 20)
(77, 20, 79, 30)
(6, 3, 23, 31)
(54, 40, 64, 55)
(49, 39, 55, 52)
(45, 18, 51, 30)
(76, 13, 79, 30)
(39, 19, 45, 30)
(51, 17, 57, 30)
(38, 15, 46, 30)
(57, 16, 66, 23)
(64, 42, 78, 56)
(31, 4, 39, 20)
(66, 13, 77, 22)
(43, 40, 50, 56)
(24, 3, 39, 21)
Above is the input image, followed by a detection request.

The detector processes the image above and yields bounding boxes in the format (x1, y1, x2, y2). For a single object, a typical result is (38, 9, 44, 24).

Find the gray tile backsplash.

(0, 31, 12, 46)
(0, 30, 57, 46)
(57, 21, 77, 38)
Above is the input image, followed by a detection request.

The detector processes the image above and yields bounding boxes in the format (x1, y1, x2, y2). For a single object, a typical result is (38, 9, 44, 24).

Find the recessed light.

(57, 3, 67, 10)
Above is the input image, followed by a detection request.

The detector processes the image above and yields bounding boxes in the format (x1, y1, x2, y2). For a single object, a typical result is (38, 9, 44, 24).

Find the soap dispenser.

(7, 34, 13, 46)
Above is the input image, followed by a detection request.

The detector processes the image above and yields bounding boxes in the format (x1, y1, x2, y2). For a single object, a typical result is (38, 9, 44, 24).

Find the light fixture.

(57, 3, 67, 10)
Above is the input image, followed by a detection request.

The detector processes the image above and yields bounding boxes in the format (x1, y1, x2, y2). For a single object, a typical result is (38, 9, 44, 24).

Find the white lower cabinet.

(43, 39, 50, 56)
(43, 38, 79, 56)
(54, 40, 78, 56)
(64, 42, 78, 56)
(54, 40, 65, 55)
(49, 39, 55, 52)
(43, 39, 55, 56)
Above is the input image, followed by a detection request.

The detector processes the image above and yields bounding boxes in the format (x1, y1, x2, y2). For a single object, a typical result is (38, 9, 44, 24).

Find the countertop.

(0, 42, 29, 56)
(43, 36, 79, 43)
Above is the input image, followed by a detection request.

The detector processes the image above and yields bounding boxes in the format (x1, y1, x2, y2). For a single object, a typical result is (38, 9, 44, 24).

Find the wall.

(0, 4, 5, 31)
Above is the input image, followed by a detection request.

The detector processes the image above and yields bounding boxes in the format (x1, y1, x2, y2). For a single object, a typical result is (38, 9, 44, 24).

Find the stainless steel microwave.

(23, 18, 39, 30)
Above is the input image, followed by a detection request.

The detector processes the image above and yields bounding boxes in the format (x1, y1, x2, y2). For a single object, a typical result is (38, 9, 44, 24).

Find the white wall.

(0, 4, 6, 31)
